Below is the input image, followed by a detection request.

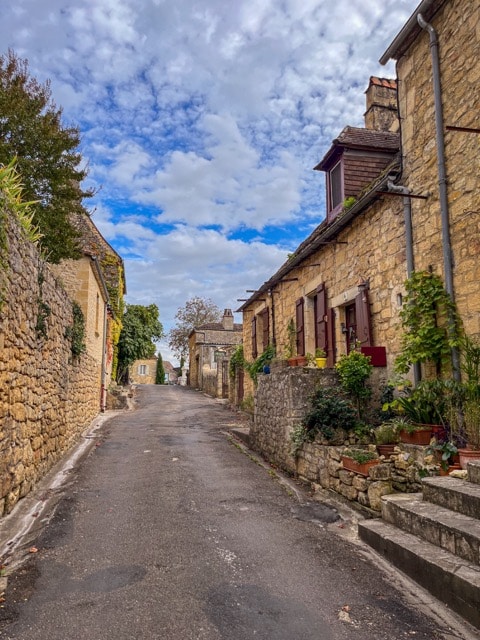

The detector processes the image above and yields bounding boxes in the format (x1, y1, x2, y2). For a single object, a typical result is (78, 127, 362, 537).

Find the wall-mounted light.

(340, 322, 348, 335)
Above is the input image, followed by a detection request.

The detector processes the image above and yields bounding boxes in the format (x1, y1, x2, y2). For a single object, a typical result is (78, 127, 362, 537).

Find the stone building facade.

(189, 309, 242, 399)
(239, 0, 479, 403)
(0, 218, 103, 515)
(380, 0, 480, 336)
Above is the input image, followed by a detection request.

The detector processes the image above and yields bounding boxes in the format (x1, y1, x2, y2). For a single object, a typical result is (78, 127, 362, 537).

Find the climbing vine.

(395, 270, 461, 375)
(65, 301, 86, 358)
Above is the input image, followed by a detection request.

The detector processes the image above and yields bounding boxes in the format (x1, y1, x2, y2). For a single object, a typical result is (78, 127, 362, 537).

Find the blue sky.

(2, 0, 420, 364)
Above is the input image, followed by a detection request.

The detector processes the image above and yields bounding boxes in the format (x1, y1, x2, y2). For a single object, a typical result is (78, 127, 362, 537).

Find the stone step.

(359, 518, 480, 630)
(381, 493, 480, 566)
(422, 476, 480, 518)
(468, 460, 480, 485)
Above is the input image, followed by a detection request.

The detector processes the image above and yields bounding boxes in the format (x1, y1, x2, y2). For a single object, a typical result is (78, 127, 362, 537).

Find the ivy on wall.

(65, 301, 86, 359)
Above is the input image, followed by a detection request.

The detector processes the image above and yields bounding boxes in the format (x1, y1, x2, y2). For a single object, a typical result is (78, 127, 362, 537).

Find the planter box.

(342, 456, 380, 477)
(458, 448, 480, 470)
(399, 428, 432, 445)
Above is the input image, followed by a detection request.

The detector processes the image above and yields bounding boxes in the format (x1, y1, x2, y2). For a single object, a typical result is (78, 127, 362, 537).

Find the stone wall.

(397, 0, 480, 335)
(0, 217, 101, 516)
(252, 366, 432, 512)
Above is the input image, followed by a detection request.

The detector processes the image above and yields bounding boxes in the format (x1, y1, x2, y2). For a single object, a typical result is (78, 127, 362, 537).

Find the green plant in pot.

(374, 422, 399, 457)
(342, 448, 379, 476)
(426, 439, 459, 473)
(335, 350, 373, 420)
(314, 348, 327, 368)
(285, 319, 297, 364)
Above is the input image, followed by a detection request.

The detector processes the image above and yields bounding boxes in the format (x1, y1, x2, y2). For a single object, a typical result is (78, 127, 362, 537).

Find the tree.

(117, 304, 164, 383)
(0, 49, 92, 263)
(155, 353, 166, 385)
(168, 296, 222, 360)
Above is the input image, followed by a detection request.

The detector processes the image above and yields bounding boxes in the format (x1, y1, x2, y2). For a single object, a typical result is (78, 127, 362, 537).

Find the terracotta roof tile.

(369, 76, 397, 90)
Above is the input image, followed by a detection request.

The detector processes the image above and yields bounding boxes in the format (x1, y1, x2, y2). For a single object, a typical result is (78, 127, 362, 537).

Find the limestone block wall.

(397, 0, 480, 334)
(0, 218, 101, 516)
(252, 366, 430, 512)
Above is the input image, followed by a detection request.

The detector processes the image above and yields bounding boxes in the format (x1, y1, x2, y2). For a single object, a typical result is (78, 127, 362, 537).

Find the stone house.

(188, 309, 243, 399)
(238, 76, 403, 401)
(129, 358, 178, 385)
(238, 0, 479, 404)
(50, 214, 126, 408)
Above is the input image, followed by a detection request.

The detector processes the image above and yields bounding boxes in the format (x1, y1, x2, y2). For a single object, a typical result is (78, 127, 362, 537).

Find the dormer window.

(328, 160, 344, 214)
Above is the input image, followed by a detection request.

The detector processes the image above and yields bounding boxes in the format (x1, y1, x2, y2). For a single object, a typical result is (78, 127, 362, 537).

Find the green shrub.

(303, 387, 357, 440)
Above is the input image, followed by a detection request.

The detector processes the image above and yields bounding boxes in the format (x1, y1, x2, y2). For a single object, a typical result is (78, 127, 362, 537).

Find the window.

(138, 364, 147, 375)
(328, 161, 344, 215)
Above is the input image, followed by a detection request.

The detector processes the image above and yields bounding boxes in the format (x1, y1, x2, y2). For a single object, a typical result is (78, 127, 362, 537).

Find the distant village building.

(130, 357, 178, 385)
(188, 309, 242, 399)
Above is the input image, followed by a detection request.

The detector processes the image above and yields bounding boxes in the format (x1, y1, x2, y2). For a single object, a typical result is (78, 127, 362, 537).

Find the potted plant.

(314, 348, 327, 369)
(374, 422, 399, 457)
(342, 449, 380, 476)
(427, 439, 460, 474)
(335, 349, 373, 420)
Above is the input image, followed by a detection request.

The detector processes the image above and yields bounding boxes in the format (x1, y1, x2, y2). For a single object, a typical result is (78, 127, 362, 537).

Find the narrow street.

(0, 386, 471, 639)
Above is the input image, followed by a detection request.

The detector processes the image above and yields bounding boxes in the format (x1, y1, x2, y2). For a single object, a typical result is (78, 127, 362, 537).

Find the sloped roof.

(237, 155, 400, 312)
(315, 126, 399, 170)
(195, 322, 243, 331)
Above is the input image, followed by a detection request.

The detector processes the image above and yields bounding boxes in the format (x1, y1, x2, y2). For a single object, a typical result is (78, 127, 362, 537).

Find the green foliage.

(65, 301, 86, 358)
(289, 424, 312, 457)
(117, 304, 164, 383)
(427, 440, 458, 471)
(285, 319, 296, 358)
(245, 344, 275, 385)
(240, 394, 254, 415)
(395, 271, 461, 375)
(229, 344, 246, 378)
(302, 387, 357, 441)
(343, 449, 378, 464)
(342, 196, 356, 211)
(374, 422, 400, 445)
(155, 353, 166, 384)
(335, 350, 373, 418)
(168, 296, 222, 360)
(390, 379, 447, 425)
(0, 50, 92, 263)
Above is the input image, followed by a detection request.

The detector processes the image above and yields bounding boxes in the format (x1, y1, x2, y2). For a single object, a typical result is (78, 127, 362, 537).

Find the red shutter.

(315, 283, 328, 353)
(262, 308, 270, 350)
(251, 316, 257, 359)
(295, 298, 305, 356)
(355, 289, 372, 347)
(327, 307, 336, 367)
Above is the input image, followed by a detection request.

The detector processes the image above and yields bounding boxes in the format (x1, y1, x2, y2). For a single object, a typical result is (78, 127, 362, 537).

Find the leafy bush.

(302, 387, 357, 440)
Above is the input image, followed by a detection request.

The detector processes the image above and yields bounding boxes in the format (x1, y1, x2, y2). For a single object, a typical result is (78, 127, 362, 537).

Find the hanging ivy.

(395, 270, 461, 375)
(65, 301, 86, 358)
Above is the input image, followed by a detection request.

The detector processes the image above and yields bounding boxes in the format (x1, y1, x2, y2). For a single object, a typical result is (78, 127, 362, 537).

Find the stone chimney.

(364, 77, 399, 132)
(222, 308, 234, 331)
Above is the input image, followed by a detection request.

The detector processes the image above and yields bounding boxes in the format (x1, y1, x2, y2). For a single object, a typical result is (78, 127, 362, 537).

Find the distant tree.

(117, 304, 164, 384)
(155, 353, 166, 385)
(168, 296, 222, 360)
(0, 49, 92, 262)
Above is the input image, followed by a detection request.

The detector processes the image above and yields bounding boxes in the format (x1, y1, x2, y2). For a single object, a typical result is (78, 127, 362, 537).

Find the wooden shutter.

(355, 289, 372, 347)
(251, 316, 257, 359)
(295, 298, 305, 356)
(327, 308, 336, 367)
(262, 308, 270, 350)
(315, 283, 328, 353)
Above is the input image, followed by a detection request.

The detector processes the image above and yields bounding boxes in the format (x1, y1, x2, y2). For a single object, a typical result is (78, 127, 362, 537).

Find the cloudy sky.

(2, 0, 419, 364)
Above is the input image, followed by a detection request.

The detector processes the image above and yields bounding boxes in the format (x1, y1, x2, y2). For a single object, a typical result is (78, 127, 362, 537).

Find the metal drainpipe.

(387, 178, 421, 385)
(417, 13, 461, 380)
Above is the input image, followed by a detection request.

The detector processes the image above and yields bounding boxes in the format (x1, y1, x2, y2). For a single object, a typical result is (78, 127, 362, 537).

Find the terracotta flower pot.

(399, 427, 432, 445)
(458, 448, 480, 470)
(342, 456, 380, 477)
(376, 444, 396, 458)
(287, 357, 298, 366)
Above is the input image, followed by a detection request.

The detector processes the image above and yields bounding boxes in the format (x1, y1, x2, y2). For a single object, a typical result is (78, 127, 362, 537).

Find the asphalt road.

(0, 385, 472, 639)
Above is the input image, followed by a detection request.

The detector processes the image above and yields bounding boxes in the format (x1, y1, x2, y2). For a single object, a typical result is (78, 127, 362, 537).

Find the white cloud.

(1, 0, 419, 335)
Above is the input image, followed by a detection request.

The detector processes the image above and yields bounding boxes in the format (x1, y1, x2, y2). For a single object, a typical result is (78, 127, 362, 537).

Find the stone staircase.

(359, 461, 480, 630)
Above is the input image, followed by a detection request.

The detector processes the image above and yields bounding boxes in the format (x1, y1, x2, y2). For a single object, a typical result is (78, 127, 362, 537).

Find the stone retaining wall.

(252, 365, 432, 512)
(0, 217, 101, 516)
